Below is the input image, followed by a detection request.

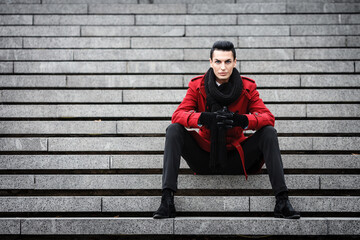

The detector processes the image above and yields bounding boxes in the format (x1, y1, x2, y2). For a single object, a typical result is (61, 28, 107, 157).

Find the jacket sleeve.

(244, 84, 275, 130)
(171, 83, 202, 128)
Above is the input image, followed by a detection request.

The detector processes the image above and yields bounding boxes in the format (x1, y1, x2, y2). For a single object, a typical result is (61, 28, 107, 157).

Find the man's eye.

(215, 61, 220, 64)
(225, 61, 231, 64)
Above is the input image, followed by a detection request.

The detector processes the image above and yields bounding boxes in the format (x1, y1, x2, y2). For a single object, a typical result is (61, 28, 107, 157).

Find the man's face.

(209, 50, 237, 84)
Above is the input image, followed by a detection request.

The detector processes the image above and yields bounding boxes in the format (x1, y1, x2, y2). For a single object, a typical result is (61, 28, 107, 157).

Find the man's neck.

(216, 78, 229, 85)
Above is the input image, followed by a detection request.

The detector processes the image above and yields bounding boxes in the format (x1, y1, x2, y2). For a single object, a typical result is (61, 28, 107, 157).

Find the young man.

(153, 41, 300, 219)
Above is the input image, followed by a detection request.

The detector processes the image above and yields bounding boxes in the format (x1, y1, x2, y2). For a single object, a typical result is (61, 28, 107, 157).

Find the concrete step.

(186, 25, 360, 37)
(1, 136, 359, 152)
(12, 61, 357, 74)
(1, 104, 358, 118)
(0, 0, 40, 3)
(1, 3, 358, 15)
(41, 0, 360, 3)
(18, 36, 350, 49)
(1, 154, 358, 170)
(0, 75, 184, 88)
(287, 2, 360, 13)
(0, 37, 22, 48)
(123, 89, 360, 103)
(291, 25, 360, 36)
(237, 14, 360, 25)
(299, 74, 360, 87)
(0, 196, 358, 213)
(129, 14, 360, 26)
(88, 4, 186, 14)
(34, 14, 135, 25)
(0, 49, 73, 61)
(186, 25, 289, 36)
(0, 15, 33, 25)
(175, 217, 360, 235)
(132, 36, 346, 48)
(240, 61, 355, 73)
(63, 74, 360, 88)
(1, 217, 359, 235)
(23, 37, 130, 48)
(81, 26, 185, 37)
(110, 154, 360, 170)
(0, 90, 124, 103)
(0, 155, 110, 170)
(73, 49, 184, 60)
(13, 61, 209, 73)
(0, 62, 12, 73)
(188, 3, 360, 14)
(18, 12, 357, 28)
(1, 89, 359, 103)
(135, 14, 237, 26)
(1, 120, 358, 134)
(0, 26, 80, 37)
(2, 48, 360, 61)
(43, 0, 139, 3)
(238, 36, 351, 48)
(1, 74, 358, 88)
(32, 14, 298, 26)
(0, 4, 87, 14)
(0, 174, 358, 190)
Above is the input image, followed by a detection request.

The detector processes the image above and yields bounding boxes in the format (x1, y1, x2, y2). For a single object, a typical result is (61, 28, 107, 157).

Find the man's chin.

(216, 75, 230, 81)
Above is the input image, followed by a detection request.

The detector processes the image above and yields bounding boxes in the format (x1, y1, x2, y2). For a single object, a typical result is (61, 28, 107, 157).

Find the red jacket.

(171, 73, 275, 178)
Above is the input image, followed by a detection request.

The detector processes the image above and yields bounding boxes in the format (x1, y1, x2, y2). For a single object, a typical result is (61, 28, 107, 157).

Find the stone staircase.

(0, 0, 359, 238)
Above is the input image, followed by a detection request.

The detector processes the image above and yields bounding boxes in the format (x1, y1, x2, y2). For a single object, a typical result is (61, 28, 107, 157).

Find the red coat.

(171, 73, 275, 178)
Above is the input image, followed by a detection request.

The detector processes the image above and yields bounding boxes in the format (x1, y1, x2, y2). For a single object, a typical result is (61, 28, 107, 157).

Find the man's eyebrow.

(214, 58, 232, 61)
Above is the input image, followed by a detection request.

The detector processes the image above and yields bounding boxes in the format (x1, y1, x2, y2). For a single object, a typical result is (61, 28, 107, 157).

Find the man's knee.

(260, 125, 278, 140)
(166, 123, 185, 139)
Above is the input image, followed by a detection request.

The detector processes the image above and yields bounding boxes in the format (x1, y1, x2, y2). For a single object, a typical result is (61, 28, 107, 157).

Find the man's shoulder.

(241, 76, 257, 90)
(188, 75, 205, 88)
(241, 76, 256, 83)
(190, 75, 204, 82)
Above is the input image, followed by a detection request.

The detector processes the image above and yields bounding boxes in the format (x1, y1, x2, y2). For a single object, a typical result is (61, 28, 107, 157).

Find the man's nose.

(221, 63, 225, 70)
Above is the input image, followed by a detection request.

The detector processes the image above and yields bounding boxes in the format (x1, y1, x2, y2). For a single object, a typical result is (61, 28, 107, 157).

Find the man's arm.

(244, 85, 275, 131)
(171, 84, 202, 128)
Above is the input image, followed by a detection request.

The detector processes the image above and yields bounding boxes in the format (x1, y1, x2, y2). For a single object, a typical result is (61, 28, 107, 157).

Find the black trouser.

(162, 123, 288, 196)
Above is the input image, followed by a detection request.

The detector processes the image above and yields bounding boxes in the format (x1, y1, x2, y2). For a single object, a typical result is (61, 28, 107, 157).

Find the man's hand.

(216, 110, 234, 129)
(199, 107, 249, 130)
(232, 113, 249, 129)
(217, 107, 249, 129)
(198, 112, 218, 128)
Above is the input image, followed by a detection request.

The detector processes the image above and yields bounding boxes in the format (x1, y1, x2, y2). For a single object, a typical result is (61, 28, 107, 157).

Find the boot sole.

(153, 213, 176, 219)
(274, 213, 301, 219)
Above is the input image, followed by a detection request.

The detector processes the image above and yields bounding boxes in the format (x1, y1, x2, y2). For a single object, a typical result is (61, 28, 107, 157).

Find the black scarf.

(204, 67, 243, 172)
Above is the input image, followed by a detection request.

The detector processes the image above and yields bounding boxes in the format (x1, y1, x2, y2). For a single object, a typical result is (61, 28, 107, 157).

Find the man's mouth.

(219, 72, 227, 76)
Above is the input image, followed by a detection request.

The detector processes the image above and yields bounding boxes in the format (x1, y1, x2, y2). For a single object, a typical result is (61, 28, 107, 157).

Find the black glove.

(199, 110, 232, 129)
(198, 112, 217, 128)
(216, 107, 234, 129)
(233, 113, 249, 129)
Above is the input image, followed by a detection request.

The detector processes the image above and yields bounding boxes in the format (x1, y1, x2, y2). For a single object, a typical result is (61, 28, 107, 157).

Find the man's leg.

(154, 123, 211, 219)
(241, 125, 288, 195)
(241, 125, 300, 219)
(162, 123, 211, 192)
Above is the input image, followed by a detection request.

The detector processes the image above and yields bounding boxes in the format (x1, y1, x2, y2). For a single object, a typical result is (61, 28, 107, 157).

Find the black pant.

(162, 123, 288, 196)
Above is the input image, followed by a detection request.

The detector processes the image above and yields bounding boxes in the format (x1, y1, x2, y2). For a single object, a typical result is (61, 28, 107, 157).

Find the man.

(153, 41, 300, 219)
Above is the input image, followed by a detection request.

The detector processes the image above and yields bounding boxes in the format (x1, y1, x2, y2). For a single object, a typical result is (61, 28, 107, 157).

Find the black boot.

(153, 188, 176, 219)
(274, 191, 300, 219)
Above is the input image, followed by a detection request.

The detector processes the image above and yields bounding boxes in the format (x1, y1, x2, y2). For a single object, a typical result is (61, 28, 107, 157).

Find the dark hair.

(210, 41, 236, 60)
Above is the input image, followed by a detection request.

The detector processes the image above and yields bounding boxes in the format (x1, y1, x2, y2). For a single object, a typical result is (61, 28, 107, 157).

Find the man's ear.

(209, 58, 213, 67)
